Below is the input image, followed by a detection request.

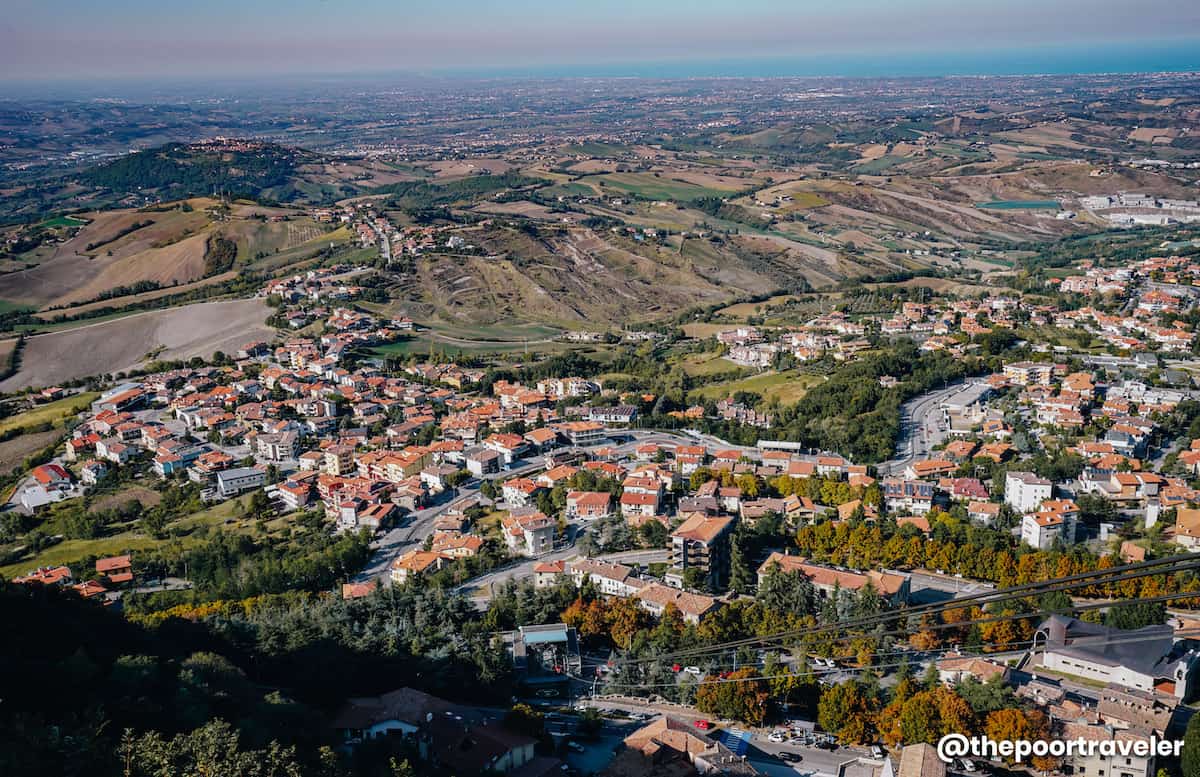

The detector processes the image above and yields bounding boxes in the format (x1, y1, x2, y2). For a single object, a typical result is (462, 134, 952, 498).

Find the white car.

(961, 759, 978, 772)
(683, 666, 703, 675)
(768, 730, 787, 743)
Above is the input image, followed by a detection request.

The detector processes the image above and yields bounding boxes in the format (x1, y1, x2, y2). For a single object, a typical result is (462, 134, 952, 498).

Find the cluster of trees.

(82, 143, 302, 201)
(818, 673, 1056, 769)
(772, 342, 979, 463)
(204, 235, 239, 275)
(1, 573, 520, 777)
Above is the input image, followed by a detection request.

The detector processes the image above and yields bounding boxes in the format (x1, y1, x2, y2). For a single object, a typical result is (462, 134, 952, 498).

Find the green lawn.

(691, 370, 825, 404)
(0, 392, 99, 435)
(593, 173, 735, 202)
(676, 352, 742, 377)
(37, 215, 89, 229)
(1, 494, 258, 579)
(1, 535, 175, 579)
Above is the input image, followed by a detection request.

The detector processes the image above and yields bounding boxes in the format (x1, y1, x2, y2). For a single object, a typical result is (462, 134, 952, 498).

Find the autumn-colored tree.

(818, 682, 877, 745)
(694, 668, 770, 726)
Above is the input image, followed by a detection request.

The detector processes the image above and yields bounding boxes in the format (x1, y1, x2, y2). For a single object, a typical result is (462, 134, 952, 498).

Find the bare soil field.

(0, 429, 61, 472)
(0, 299, 273, 391)
(429, 159, 514, 179)
(32, 271, 241, 320)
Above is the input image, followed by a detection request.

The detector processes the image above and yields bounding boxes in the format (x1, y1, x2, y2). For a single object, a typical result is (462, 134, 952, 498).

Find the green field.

(676, 352, 743, 377)
(0, 492, 261, 579)
(0, 391, 99, 435)
(37, 215, 89, 229)
(592, 173, 735, 202)
(691, 370, 825, 405)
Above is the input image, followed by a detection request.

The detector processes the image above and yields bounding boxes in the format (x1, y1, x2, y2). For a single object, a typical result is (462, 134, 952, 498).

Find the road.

(879, 379, 990, 476)
(355, 459, 546, 582)
(459, 548, 669, 607)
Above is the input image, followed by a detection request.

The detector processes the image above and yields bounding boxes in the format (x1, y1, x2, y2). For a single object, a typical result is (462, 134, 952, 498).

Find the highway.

(878, 379, 991, 476)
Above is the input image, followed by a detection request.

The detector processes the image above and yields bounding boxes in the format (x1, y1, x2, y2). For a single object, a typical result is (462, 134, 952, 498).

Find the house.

(328, 685, 540, 772)
(556, 420, 606, 446)
(619, 490, 659, 518)
(634, 583, 721, 624)
(533, 559, 565, 588)
(897, 744, 945, 777)
(96, 554, 134, 586)
(502, 478, 543, 507)
(80, 460, 109, 485)
(216, 467, 266, 498)
(619, 717, 757, 777)
(390, 549, 446, 585)
(12, 565, 73, 586)
(465, 447, 502, 477)
(277, 479, 314, 510)
(501, 510, 555, 556)
(756, 552, 910, 606)
(1059, 722, 1158, 777)
(668, 512, 735, 590)
(1174, 507, 1200, 550)
(1035, 615, 1200, 700)
(881, 478, 933, 514)
(936, 652, 1009, 685)
(1005, 471, 1052, 513)
(904, 458, 956, 480)
(565, 490, 612, 520)
(31, 463, 72, 489)
(430, 532, 484, 558)
(967, 500, 1001, 526)
(566, 558, 644, 597)
(1022, 509, 1076, 550)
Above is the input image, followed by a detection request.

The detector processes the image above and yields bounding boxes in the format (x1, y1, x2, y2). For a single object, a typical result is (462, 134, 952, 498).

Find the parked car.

(536, 689, 560, 698)
(567, 742, 586, 754)
(961, 759, 978, 772)
(871, 745, 885, 758)
(683, 666, 702, 675)
(768, 730, 787, 743)
(693, 719, 710, 730)
(779, 752, 802, 763)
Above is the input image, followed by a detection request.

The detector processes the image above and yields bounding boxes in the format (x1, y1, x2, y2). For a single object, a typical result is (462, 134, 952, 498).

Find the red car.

(693, 719, 710, 730)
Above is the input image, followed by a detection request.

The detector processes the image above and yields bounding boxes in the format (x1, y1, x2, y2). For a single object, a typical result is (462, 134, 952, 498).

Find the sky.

(3, 0, 1199, 83)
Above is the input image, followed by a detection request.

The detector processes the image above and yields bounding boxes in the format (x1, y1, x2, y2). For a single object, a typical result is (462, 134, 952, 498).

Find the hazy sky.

(3, 0, 1199, 82)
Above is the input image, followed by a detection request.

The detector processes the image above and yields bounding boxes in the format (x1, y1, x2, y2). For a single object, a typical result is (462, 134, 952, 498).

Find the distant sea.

(3, 39, 1198, 100)
(454, 40, 1200, 79)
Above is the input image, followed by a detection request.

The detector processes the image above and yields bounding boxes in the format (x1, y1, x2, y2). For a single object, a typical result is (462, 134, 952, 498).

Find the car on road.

(567, 742, 586, 753)
(768, 730, 787, 743)
(693, 719, 710, 730)
(871, 745, 885, 758)
(535, 689, 560, 698)
(683, 665, 702, 675)
(960, 759, 978, 772)
(778, 752, 802, 763)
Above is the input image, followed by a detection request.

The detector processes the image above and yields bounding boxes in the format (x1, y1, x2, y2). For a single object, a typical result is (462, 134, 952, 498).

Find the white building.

(1005, 471, 1052, 513)
(216, 467, 266, 498)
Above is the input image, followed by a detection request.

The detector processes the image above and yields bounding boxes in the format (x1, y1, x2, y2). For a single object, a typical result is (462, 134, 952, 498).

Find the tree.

(729, 528, 754, 595)
(117, 719, 307, 777)
(504, 704, 545, 738)
(695, 668, 770, 726)
(1183, 710, 1200, 777)
(817, 681, 876, 745)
